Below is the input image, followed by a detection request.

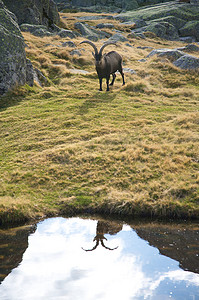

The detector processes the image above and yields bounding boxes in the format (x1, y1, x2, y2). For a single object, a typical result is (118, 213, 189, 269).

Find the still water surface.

(0, 217, 198, 300)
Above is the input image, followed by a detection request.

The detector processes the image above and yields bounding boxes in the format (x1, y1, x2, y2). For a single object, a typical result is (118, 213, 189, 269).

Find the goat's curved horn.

(99, 42, 117, 56)
(81, 240, 99, 252)
(101, 240, 119, 251)
(80, 40, 98, 56)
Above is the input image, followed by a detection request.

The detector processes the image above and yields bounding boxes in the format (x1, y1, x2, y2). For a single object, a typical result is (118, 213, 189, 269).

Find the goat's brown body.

(96, 51, 125, 91)
(80, 41, 125, 91)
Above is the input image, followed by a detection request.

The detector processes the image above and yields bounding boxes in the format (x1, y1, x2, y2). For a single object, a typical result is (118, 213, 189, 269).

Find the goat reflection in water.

(82, 221, 122, 251)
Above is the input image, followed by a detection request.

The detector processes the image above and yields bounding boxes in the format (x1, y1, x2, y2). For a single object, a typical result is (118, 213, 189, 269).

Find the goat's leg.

(110, 73, 116, 86)
(99, 78, 103, 91)
(119, 67, 125, 86)
(106, 75, 110, 91)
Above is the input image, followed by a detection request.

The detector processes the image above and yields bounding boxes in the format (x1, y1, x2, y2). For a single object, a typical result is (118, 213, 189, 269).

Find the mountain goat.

(80, 40, 125, 91)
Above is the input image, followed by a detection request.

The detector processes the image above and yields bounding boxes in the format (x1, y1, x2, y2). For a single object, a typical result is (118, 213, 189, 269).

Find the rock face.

(3, 0, 60, 28)
(0, 0, 27, 95)
(116, 2, 199, 41)
(54, 0, 171, 12)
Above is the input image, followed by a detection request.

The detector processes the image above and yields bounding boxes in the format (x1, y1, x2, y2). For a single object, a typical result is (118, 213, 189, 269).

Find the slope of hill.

(0, 9, 199, 224)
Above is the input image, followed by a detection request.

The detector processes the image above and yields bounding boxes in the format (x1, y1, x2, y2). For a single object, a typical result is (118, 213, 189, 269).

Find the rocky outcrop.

(116, 2, 199, 42)
(54, 0, 172, 12)
(0, 0, 27, 95)
(3, 0, 60, 28)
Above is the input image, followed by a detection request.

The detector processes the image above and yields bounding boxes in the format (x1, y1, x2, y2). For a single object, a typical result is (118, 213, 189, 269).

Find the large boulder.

(173, 55, 199, 69)
(179, 21, 199, 41)
(2, 0, 60, 28)
(0, 0, 27, 95)
(145, 21, 179, 40)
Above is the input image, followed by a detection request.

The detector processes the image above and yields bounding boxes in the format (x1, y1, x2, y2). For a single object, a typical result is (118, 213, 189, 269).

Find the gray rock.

(77, 15, 114, 21)
(127, 32, 139, 39)
(180, 36, 196, 43)
(123, 67, 136, 74)
(68, 68, 89, 74)
(58, 29, 77, 38)
(179, 21, 199, 42)
(177, 44, 199, 53)
(134, 19, 147, 28)
(96, 23, 114, 29)
(124, 0, 139, 11)
(115, 2, 199, 23)
(136, 32, 146, 39)
(145, 22, 179, 40)
(34, 68, 48, 86)
(147, 49, 185, 60)
(74, 22, 111, 40)
(3, 0, 60, 27)
(137, 46, 154, 50)
(54, 0, 139, 11)
(20, 24, 53, 37)
(61, 41, 76, 48)
(149, 16, 186, 31)
(26, 59, 34, 87)
(108, 33, 128, 42)
(75, 22, 96, 37)
(173, 54, 199, 70)
(70, 49, 82, 56)
(0, 0, 27, 95)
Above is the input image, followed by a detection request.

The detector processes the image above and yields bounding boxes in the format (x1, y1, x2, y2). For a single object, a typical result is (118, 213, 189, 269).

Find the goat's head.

(80, 40, 117, 66)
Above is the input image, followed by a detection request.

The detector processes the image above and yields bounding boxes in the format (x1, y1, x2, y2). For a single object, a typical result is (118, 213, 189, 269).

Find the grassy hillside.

(0, 12, 199, 223)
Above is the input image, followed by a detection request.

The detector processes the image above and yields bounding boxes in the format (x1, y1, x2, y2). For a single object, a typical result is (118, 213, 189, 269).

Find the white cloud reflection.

(0, 218, 198, 300)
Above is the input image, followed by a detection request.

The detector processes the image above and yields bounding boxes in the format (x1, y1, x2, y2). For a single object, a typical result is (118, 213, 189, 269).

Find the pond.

(0, 217, 198, 300)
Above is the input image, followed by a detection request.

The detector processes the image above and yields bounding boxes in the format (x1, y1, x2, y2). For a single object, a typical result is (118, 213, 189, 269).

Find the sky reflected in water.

(0, 217, 198, 300)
